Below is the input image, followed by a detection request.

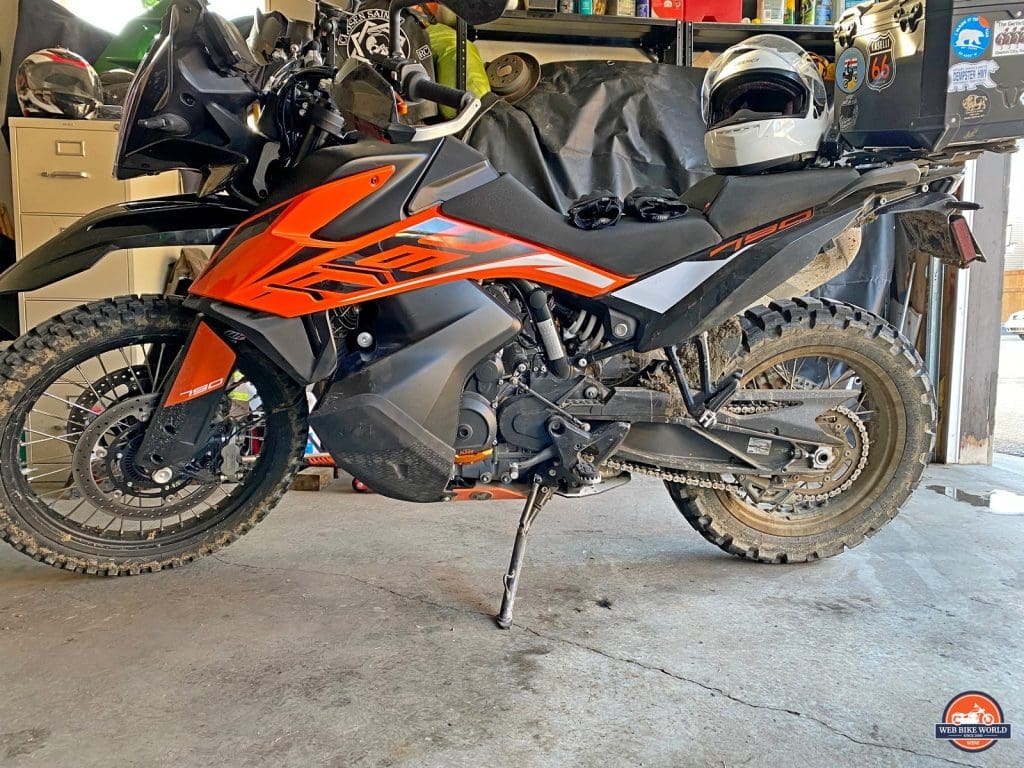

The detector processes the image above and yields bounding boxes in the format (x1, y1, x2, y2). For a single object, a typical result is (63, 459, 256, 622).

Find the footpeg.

(704, 370, 743, 414)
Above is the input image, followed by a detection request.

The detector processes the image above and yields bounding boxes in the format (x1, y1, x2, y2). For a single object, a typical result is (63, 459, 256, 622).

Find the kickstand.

(495, 481, 555, 629)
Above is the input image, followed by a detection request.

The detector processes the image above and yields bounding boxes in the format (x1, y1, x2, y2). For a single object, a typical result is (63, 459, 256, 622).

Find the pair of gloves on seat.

(568, 187, 689, 231)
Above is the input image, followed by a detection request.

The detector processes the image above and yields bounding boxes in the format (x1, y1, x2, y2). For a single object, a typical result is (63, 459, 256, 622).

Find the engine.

(451, 283, 646, 490)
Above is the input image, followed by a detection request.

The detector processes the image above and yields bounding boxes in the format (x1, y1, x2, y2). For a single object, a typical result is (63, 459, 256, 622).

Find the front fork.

(133, 319, 238, 484)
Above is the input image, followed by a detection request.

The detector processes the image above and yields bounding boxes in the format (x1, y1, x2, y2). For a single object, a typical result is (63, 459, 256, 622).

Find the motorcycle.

(0, 0, 991, 627)
(952, 706, 996, 726)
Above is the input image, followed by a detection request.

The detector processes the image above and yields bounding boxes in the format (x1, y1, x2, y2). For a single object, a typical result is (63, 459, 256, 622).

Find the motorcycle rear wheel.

(666, 298, 936, 564)
(0, 296, 308, 575)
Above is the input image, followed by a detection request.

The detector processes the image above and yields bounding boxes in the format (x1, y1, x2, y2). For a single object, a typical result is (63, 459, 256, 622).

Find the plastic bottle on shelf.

(798, 0, 814, 24)
(815, 0, 832, 25)
(757, 0, 786, 24)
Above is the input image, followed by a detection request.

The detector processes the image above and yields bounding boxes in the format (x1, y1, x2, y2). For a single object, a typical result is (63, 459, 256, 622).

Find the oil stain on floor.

(928, 485, 1024, 515)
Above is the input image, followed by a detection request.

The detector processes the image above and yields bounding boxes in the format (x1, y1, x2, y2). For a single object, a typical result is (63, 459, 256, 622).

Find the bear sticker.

(953, 16, 992, 61)
(957, 29, 986, 49)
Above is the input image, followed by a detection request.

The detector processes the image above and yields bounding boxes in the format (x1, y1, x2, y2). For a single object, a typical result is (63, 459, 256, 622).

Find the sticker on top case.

(866, 33, 896, 91)
(961, 93, 990, 121)
(837, 48, 866, 93)
(948, 60, 1000, 93)
(993, 19, 1024, 57)
(952, 16, 993, 61)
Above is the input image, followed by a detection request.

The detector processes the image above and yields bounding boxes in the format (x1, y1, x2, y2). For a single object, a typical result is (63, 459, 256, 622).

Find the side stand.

(495, 481, 554, 629)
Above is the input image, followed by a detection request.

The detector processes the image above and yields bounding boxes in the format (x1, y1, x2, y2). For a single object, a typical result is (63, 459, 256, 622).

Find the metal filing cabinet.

(10, 117, 183, 333)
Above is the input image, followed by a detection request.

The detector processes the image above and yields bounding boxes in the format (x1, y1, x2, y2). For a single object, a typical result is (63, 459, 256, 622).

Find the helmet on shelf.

(100, 68, 137, 107)
(701, 34, 830, 174)
(16, 48, 104, 119)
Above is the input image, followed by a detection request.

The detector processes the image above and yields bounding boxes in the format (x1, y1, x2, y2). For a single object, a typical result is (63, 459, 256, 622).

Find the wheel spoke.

(74, 364, 112, 407)
(41, 391, 99, 415)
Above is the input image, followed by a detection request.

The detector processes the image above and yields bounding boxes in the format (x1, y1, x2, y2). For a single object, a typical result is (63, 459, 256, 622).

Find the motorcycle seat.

(680, 168, 861, 240)
(441, 174, 722, 278)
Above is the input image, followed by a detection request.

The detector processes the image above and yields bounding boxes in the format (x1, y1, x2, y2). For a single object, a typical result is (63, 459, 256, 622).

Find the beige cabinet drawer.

(129, 247, 179, 294)
(15, 126, 126, 214)
(18, 214, 79, 255)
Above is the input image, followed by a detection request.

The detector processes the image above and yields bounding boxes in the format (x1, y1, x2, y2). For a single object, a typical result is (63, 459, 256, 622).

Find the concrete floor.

(1, 460, 1022, 768)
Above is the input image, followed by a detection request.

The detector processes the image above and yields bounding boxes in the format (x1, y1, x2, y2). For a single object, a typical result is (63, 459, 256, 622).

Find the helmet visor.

(701, 34, 825, 125)
(23, 60, 102, 104)
(708, 72, 809, 128)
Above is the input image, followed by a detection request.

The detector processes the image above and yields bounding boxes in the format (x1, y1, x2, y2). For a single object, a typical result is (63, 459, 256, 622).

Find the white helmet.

(701, 35, 830, 174)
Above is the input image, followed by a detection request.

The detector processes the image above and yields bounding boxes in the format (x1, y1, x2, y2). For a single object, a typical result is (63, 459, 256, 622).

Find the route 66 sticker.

(867, 33, 896, 91)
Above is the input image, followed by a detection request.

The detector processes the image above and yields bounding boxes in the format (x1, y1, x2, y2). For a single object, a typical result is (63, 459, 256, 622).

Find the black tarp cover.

(464, 60, 896, 318)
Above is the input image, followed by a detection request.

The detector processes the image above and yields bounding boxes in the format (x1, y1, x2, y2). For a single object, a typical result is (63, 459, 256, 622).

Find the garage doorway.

(996, 151, 1024, 457)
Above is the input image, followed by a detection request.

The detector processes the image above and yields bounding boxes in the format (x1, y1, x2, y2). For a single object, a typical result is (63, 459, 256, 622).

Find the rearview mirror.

(248, 9, 289, 66)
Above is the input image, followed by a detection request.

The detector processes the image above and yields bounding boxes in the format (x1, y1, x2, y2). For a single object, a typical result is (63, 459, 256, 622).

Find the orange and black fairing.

(165, 321, 236, 406)
(190, 166, 631, 318)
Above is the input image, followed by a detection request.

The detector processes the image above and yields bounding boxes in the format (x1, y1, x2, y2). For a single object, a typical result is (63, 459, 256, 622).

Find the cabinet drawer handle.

(41, 171, 90, 179)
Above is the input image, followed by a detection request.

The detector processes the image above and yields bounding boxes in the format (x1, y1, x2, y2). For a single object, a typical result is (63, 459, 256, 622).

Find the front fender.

(0, 195, 252, 295)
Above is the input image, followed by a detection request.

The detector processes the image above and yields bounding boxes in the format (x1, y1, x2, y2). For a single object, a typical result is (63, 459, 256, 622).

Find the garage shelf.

(476, 11, 685, 64)
(472, 14, 837, 70)
(688, 22, 836, 61)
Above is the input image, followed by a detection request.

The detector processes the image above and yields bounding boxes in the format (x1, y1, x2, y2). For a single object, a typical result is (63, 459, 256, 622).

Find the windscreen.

(114, 32, 174, 179)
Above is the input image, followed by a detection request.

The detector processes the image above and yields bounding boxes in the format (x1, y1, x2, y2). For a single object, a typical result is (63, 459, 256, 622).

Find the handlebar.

(403, 69, 473, 111)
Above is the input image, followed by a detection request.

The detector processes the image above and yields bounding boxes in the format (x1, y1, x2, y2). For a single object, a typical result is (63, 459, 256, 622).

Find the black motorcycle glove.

(567, 190, 623, 231)
(624, 186, 689, 223)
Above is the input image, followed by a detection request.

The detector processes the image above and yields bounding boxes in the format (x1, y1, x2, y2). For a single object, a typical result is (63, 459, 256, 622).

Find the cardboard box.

(608, 0, 637, 15)
(685, 0, 742, 21)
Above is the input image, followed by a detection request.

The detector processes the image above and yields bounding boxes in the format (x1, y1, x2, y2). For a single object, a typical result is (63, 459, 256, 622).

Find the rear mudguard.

(0, 195, 251, 295)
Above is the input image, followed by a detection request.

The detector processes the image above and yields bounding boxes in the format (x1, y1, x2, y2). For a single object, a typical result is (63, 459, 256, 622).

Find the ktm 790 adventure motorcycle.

(0, 0, 989, 626)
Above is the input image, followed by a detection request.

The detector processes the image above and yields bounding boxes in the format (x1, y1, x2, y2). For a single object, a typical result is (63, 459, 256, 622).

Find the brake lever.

(384, 94, 482, 143)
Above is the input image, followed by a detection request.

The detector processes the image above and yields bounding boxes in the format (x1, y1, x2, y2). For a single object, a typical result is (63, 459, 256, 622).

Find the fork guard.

(0, 195, 251, 295)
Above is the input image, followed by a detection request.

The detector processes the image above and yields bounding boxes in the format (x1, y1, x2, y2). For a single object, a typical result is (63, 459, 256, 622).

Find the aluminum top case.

(834, 0, 1024, 154)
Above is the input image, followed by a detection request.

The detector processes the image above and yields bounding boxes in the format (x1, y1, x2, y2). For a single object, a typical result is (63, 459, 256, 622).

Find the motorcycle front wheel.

(666, 298, 936, 564)
(0, 296, 308, 575)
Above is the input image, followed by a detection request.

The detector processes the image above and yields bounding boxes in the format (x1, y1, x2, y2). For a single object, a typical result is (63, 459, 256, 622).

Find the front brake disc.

(71, 395, 219, 519)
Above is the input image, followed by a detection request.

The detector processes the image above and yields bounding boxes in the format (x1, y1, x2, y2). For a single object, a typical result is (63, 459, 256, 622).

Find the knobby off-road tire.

(0, 296, 308, 575)
(666, 298, 936, 564)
